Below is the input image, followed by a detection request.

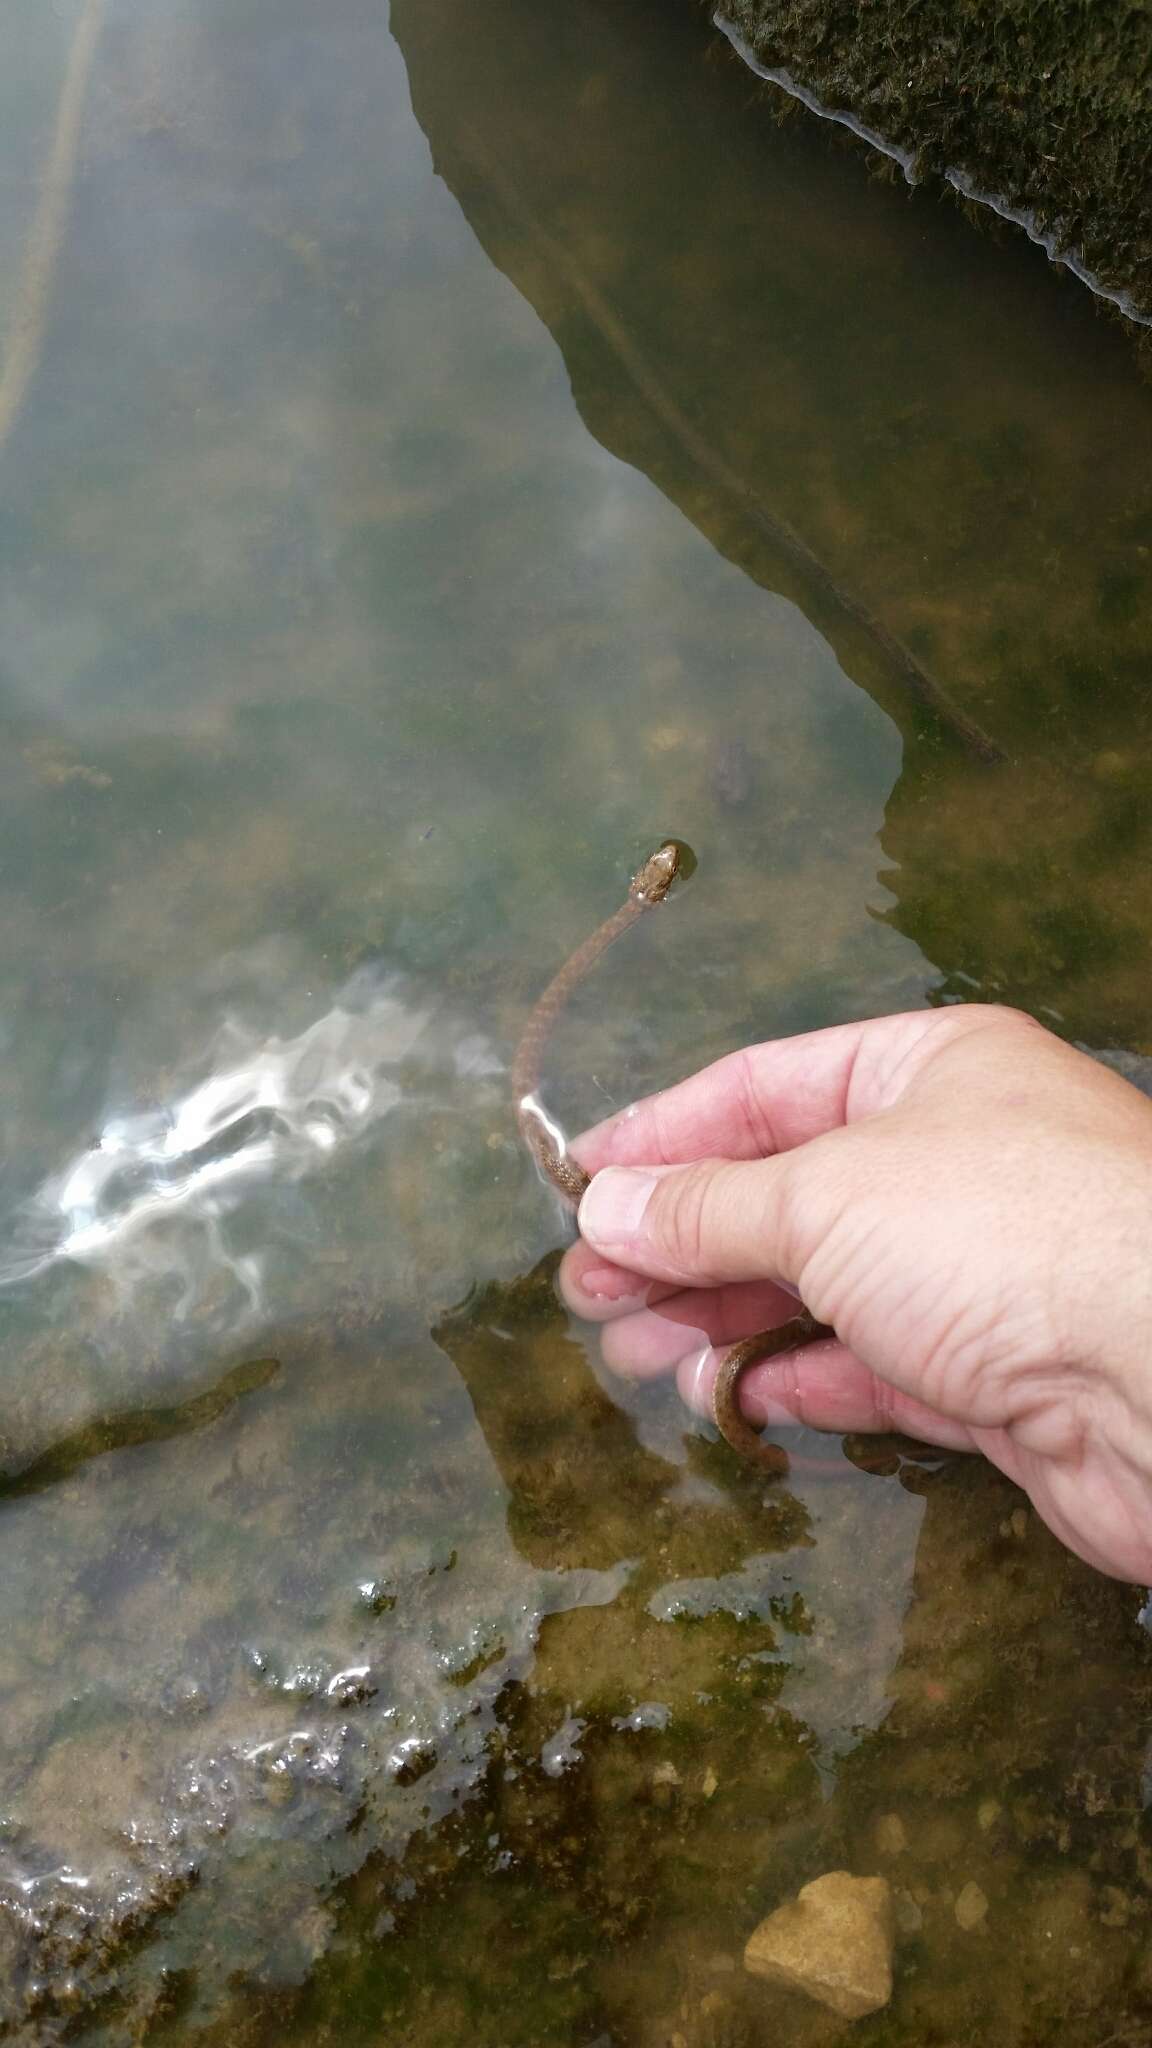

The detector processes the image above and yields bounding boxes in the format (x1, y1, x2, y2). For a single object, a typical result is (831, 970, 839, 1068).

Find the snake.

(512, 842, 833, 1473)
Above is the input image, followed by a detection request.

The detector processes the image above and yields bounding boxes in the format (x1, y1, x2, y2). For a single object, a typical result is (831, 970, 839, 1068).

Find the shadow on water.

(393, 0, 1152, 1047)
(0, 1354, 280, 1500)
(1, 0, 1152, 2040)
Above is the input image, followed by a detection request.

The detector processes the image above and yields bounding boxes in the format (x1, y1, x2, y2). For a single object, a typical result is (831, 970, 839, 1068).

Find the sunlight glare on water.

(0, 972, 434, 1310)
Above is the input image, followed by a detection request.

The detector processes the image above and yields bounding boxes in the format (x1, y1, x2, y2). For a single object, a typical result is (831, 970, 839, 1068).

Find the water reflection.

(395, 0, 1152, 1042)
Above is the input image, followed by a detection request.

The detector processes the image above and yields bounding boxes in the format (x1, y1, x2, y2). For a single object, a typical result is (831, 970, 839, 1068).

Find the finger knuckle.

(657, 1164, 714, 1275)
(944, 1001, 1042, 1039)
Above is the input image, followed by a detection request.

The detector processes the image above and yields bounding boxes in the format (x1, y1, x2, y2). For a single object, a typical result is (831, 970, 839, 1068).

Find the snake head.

(629, 842, 682, 904)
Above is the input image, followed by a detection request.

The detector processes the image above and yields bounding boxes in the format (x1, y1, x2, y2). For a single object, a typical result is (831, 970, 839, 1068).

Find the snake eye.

(638, 841, 686, 901)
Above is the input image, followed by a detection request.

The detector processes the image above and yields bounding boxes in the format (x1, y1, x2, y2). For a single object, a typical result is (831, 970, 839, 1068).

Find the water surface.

(2, 0, 1151, 2041)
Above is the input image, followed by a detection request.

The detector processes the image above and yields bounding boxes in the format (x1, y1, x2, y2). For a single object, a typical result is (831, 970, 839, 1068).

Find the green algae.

(0, 1355, 280, 1499)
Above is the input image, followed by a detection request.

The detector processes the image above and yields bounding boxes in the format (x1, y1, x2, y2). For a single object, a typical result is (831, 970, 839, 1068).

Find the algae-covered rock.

(717, 0, 1152, 327)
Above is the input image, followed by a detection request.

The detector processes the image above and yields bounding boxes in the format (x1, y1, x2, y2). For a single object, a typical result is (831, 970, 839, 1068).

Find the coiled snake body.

(513, 843, 832, 1473)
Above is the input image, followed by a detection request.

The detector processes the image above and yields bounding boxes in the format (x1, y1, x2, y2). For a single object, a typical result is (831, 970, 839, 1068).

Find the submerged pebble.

(954, 1880, 990, 1930)
(744, 1870, 893, 2018)
(874, 1811, 907, 1856)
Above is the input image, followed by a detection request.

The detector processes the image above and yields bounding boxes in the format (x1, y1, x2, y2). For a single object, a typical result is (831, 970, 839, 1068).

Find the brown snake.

(512, 843, 834, 1474)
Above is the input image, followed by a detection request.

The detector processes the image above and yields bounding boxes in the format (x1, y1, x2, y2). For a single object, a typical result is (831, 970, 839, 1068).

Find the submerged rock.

(743, 1869, 893, 2019)
(954, 1879, 990, 1930)
(719, 0, 1152, 331)
(873, 1811, 907, 1856)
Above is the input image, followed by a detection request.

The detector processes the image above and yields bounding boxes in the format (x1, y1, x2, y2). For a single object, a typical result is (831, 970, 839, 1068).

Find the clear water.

(2, 0, 1151, 2041)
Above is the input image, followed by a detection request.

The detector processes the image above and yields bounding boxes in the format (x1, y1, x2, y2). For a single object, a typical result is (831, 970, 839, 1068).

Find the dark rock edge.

(709, 0, 1152, 339)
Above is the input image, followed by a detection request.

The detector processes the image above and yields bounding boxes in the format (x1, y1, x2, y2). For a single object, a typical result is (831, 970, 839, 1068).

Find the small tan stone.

(744, 1871, 893, 2019)
(954, 1881, 989, 1930)
(701, 1764, 720, 1799)
(651, 1760, 680, 1809)
(874, 1812, 907, 1856)
(976, 1798, 1001, 1833)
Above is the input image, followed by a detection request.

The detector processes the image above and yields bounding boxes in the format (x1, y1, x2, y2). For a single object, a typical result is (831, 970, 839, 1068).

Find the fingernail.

(685, 1345, 716, 1412)
(580, 1266, 647, 1304)
(579, 1167, 659, 1252)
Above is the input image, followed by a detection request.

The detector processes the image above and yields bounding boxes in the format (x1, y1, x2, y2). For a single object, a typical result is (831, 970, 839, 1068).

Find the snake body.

(513, 843, 832, 1470)
(710, 1312, 832, 1473)
(512, 844, 681, 1202)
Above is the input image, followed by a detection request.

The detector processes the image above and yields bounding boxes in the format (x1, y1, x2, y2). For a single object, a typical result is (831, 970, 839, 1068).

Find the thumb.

(577, 1156, 799, 1291)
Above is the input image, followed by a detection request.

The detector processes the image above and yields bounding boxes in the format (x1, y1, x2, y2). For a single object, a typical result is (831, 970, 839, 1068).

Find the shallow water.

(2, 0, 1152, 2041)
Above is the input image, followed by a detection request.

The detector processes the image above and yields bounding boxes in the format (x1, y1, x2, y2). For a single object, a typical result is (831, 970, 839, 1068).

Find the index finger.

(571, 1011, 943, 1174)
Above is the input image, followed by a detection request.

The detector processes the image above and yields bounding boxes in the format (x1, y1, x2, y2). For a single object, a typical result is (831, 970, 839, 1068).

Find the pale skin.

(557, 1005, 1152, 1583)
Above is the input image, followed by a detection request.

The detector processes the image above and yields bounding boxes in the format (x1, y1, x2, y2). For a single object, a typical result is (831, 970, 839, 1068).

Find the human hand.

(558, 1006, 1152, 1582)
